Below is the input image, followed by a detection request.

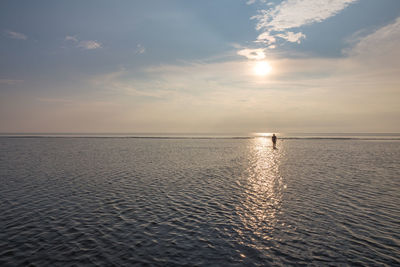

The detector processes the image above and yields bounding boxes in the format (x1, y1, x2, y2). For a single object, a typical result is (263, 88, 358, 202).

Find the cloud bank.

(77, 16, 398, 133)
(2, 17, 399, 133)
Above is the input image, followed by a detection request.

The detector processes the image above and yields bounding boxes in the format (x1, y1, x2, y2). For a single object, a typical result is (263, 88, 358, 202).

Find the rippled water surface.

(1, 137, 399, 266)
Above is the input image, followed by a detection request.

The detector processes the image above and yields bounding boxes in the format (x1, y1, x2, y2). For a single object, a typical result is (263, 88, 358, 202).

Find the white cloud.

(254, 0, 357, 31)
(64, 35, 102, 50)
(252, 0, 357, 47)
(347, 17, 400, 67)
(256, 31, 276, 44)
(135, 44, 146, 54)
(237, 48, 266, 60)
(78, 40, 102, 50)
(65, 35, 78, 42)
(276, 31, 306, 43)
(5, 30, 27, 40)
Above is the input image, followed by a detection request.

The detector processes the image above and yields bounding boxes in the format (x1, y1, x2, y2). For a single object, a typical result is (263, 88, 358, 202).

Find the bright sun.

(253, 61, 272, 76)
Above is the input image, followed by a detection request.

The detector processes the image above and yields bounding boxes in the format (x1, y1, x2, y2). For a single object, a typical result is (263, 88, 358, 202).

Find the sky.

(1, 0, 399, 133)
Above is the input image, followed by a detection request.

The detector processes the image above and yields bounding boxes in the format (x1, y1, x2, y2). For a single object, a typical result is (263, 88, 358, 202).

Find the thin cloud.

(0, 79, 23, 85)
(253, 0, 358, 46)
(65, 35, 78, 42)
(5, 30, 27, 40)
(135, 44, 146, 54)
(78, 40, 102, 50)
(344, 16, 400, 71)
(348, 17, 400, 58)
(64, 35, 102, 50)
(37, 98, 74, 104)
(237, 48, 266, 60)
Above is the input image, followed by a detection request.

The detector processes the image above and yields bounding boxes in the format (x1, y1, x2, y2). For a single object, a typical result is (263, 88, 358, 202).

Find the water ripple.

(0, 138, 399, 265)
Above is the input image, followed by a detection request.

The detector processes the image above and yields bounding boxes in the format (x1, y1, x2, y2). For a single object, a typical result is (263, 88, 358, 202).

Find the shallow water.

(0, 137, 399, 266)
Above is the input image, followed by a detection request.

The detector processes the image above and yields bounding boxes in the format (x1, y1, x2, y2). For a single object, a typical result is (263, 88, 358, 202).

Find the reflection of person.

(272, 134, 277, 148)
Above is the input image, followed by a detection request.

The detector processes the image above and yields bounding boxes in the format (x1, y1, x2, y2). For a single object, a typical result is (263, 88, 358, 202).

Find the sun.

(253, 61, 272, 76)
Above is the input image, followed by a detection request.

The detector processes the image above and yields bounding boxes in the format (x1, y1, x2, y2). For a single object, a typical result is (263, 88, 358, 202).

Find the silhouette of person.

(272, 133, 277, 149)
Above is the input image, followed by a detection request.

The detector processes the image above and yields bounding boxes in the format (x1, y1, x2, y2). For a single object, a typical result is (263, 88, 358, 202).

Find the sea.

(0, 133, 399, 266)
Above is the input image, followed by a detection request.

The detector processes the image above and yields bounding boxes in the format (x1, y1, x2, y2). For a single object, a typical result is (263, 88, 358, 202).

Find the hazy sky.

(1, 0, 399, 133)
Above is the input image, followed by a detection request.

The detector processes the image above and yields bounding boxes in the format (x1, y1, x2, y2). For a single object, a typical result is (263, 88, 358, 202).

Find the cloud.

(0, 79, 23, 85)
(254, 0, 357, 31)
(346, 17, 400, 67)
(37, 98, 74, 104)
(237, 48, 266, 60)
(64, 35, 102, 50)
(77, 40, 102, 50)
(276, 31, 306, 43)
(256, 31, 276, 44)
(89, 18, 400, 132)
(5, 30, 27, 40)
(253, 0, 358, 47)
(135, 44, 146, 54)
(6, 18, 397, 134)
(65, 35, 78, 42)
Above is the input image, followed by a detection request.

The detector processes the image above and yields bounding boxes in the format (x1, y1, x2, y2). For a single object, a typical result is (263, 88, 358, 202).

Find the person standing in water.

(272, 133, 277, 149)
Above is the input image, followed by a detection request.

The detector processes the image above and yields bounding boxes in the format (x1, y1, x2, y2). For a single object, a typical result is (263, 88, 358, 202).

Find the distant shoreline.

(1, 134, 400, 141)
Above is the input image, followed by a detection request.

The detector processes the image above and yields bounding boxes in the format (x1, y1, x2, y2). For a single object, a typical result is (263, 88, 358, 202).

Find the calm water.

(0, 137, 399, 266)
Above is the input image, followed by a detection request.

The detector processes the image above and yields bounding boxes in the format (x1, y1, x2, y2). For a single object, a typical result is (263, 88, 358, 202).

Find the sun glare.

(253, 61, 272, 76)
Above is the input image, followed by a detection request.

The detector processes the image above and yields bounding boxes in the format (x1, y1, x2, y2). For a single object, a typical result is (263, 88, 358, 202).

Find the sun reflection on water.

(236, 137, 285, 244)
